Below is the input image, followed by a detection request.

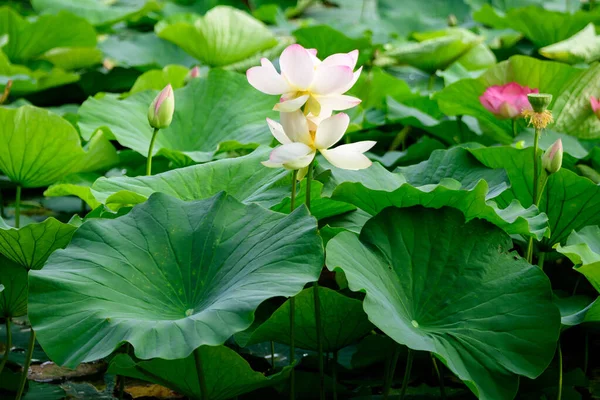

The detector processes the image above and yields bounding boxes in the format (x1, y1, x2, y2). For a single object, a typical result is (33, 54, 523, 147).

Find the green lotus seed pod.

(527, 93, 552, 113)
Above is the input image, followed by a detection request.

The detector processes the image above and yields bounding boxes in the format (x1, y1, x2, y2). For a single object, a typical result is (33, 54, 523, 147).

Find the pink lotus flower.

(246, 44, 362, 116)
(479, 83, 539, 119)
(262, 110, 375, 171)
(590, 96, 600, 119)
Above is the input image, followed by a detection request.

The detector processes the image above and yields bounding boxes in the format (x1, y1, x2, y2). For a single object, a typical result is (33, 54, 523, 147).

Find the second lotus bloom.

(246, 44, 362, 116)
(262, 110, 375, 171)
(479, 82, 538, 119)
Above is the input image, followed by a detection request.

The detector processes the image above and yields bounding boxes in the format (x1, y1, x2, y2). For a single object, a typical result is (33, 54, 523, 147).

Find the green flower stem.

(15, 329, 35, 400)
(383, 346, 401, 400)
(14, 185, 21, 229)
(526, 129, 542, 263)
(512, 119, 517, 137)
(399, 349, 414, 400)
(270, 341, 275, 369)
(146, 127, 160, 176)
(431, 354, 446, 399)
(557, 341, 563, 400)
(428, 73, 436, 91)
(289, 169, 298, 400)
(313, 283, 325, 400)
(332, 351, 338, 400)
(584, 332, 589, 374)
(305, 160, 314, 210)
(532, 128, 541, 205)
(389, 126, 412, 152)
(194, 347, 208, 400)
(0, 318, 12, 376)
(537, 252, 546, 270)
(304, 159, 324, 400)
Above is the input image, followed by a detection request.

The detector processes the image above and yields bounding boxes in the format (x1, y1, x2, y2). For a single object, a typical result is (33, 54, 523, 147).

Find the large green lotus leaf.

(0, 217, 77, 270)
(77, 69, 276, 163)
(455, 42, 497, 71)
(330, 147, 549, 240)
(0, 255, 27, 318)
(316, 158, 406, 197)
(473, 4, 600, 47)
(29, 192, 323, 367)
(39, 47, 103, 70)
(347, 67, 415, 110)
(436, 55, 600, 139)
(43, 173, 102, 210)
(31, 0, 160, 27)
(156, 6, 277, 67)
(555, 226, 600, 293)
(383, 28, 483, 73)
(326, 206, 560, 400)
(0, 51, 79, 96)
(235, 287, 373, 351)
(129, 65, 190, 94)
(303, 0, 471, 43)
(470, 146, 600, 246)
(293, 25, 372, 67)
(539, 23, 600, 64)
(466, 0, 580, 12)
(109, 346, 291, 400)
(0, 7, 96, 63)
(45, 148, 290, 210)
(0, 106, 118, 188)
(270, 180, 356, 221)
(386, 97, 490, 145)
(99, 32, 197, 70)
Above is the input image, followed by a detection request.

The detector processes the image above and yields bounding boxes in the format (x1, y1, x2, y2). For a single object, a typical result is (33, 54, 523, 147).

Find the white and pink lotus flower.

(246, 44, 374, 173)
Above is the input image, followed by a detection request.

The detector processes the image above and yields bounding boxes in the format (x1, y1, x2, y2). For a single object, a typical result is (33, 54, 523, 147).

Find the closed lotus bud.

(542, 138, 563, 174)
(148, 84, 174, 129)
(185, 66, 201, 84)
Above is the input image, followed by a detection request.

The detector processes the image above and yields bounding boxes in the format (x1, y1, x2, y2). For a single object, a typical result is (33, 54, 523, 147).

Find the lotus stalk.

(15, 330, 35, 400)
(0, 318, 11, 376)
(524, 93, 553, 264)
(14, 185, 21, 229)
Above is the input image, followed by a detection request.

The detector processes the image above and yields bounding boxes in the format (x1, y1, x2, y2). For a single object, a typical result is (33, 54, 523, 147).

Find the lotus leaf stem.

(431, 354, 447, 399)
(15, 329, 35, 400)
(314, 283, 325, 400)
(146, 127, 160, 176)
(194, 347, 208, 400)
(333, 351, 338, 400)
(0, 318, 11, 376)
(14, 185, 21, 229)
(512, 119, 517, 137)
(557, 341, 563, 400)
(383, 345, 401, 399)
(270, 341, 275, 369)
(399, 349, 414, 400)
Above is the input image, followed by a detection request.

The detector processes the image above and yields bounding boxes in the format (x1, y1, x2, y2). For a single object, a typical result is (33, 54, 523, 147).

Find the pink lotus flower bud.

(479, 82, 539, 119)
(542, 138, 563, 174)
(148, 84, 174, 129)
(590, 96, 600, 119)
(185, 66, 200, 83)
